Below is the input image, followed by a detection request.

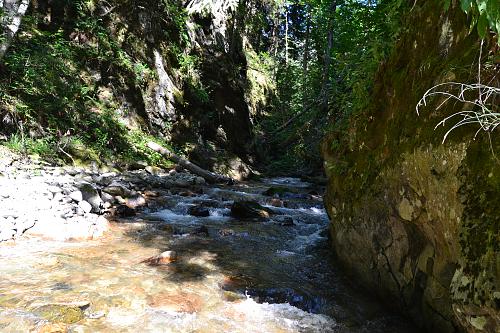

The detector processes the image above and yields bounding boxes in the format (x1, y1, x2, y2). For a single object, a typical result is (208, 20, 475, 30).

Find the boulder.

(230, 200, 271, 219)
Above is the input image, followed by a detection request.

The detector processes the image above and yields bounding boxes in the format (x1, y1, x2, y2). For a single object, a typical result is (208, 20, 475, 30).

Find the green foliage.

(0, 3, 185, 168)
(458, 0, 500, 40)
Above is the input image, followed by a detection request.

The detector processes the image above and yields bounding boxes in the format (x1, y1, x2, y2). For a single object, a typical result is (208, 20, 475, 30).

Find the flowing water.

(0, 178, 418, 332)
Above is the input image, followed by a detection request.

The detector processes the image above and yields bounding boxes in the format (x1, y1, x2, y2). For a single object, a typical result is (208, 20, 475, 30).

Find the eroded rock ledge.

(321, 1, 499, 332)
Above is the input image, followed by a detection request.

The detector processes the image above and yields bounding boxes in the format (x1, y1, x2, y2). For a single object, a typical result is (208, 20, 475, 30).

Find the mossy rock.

(33, 304, 84, 324)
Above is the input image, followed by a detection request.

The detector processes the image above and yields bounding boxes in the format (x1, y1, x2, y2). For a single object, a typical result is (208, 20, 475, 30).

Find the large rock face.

(321, 1, 499, 332)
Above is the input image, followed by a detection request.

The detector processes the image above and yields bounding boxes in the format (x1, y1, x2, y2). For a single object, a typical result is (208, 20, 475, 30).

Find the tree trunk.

(284, 6, 289, 66)
(320, 0, 337, 113)
(0, 0, 30, 61)
(147, 142, 234, 184)
(302, 7, 310, 111)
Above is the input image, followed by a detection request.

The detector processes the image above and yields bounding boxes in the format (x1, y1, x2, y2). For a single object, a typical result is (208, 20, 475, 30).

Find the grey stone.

(69, 191, 83, 203)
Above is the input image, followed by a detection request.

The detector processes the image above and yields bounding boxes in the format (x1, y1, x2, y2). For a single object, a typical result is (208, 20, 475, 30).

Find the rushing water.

(0, 178, 418, 332)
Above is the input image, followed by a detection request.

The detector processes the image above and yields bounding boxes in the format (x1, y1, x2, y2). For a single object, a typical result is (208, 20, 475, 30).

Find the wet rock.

(274, 216, 294, 226)
(141, 250, 177, 265)
(115, 205, 136, 217)
(263, 187, 296, 197)
(188, 205, 210, 217)
(269, 198, 285, 207)
(147, 292, 202, 313)
(218, 228, 235, 237)
(178, 190, 196, 197)
(33, 304, 84, 324)
(144, 190, 159, 197)
(230, 200, 271, 218)
(36, 323, 68, 333)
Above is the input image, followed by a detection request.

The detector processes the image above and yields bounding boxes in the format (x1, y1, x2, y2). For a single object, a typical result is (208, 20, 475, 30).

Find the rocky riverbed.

(0, 148, 419, 332)
(0, 147, 205, 242)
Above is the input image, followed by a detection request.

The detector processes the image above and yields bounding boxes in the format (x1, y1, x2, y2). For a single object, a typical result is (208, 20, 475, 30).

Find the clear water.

(0, 179, 418, 332)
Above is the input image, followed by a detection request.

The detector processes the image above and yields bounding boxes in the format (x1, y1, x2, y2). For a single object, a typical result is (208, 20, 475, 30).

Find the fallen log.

(147, 141, 234, 184)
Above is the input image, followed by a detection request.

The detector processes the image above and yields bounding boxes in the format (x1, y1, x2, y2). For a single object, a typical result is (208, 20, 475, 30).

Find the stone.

(69, 191, 83, 203)
(144, 190, 159, 197)
(78, 183, 103, 213)
(146, 292, 201, 313)
(269, 198, 285, 207)
(263, 187, 295, 197)
(100, 191, 114, 203)
(78, 201, 92, 214)
(47, 186, 62, 194)
(128, 160, 148, 170)
(115, 204, 136, 217)
(397, 198, 415, 221)
(126, 195, 147, 209)
(191, 225, 209, 236)
(103, 184, 130, 197)
(230, 200, 271, 219)
(33, 304, 84, 324)
(141, 250, 177, 265)
(218, 228, 235, 236)
(274, 216, 294, 226)
(188, 205, 210, 217)
(145, 166, 164, 176)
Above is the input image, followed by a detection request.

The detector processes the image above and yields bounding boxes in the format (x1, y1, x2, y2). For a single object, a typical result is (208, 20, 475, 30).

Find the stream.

(0, 177, 418, 332)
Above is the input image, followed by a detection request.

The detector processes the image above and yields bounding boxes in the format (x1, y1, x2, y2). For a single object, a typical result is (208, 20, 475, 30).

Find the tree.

(0, 0, 30, 61)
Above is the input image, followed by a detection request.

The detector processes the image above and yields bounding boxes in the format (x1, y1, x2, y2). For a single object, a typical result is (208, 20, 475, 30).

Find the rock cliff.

(322, 1, 499, 332)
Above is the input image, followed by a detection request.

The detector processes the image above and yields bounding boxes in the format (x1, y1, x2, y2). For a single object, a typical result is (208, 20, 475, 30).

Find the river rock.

(188, 205, 210, 217)
(191, 225, 209, 236)
(78, 183, 103, 213)
(147, 292, 202, 313)
(78, 201, 92, 214)
(230, 200, 271, 218)
(263, 187, 295, 197)
(33, 304, 84, 324)
(115, 205, 136, 217)
(126, 195, 147, 209)
(141, 250, 177, 265)
(274, 216, 294, 226)
(69, 191, 83, 202)
(100, 191, 114, 203)
(103, 184, 131, 197)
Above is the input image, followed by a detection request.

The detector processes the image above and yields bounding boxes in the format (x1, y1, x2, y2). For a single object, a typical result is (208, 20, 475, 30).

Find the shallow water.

(0, 178, 418, 332)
